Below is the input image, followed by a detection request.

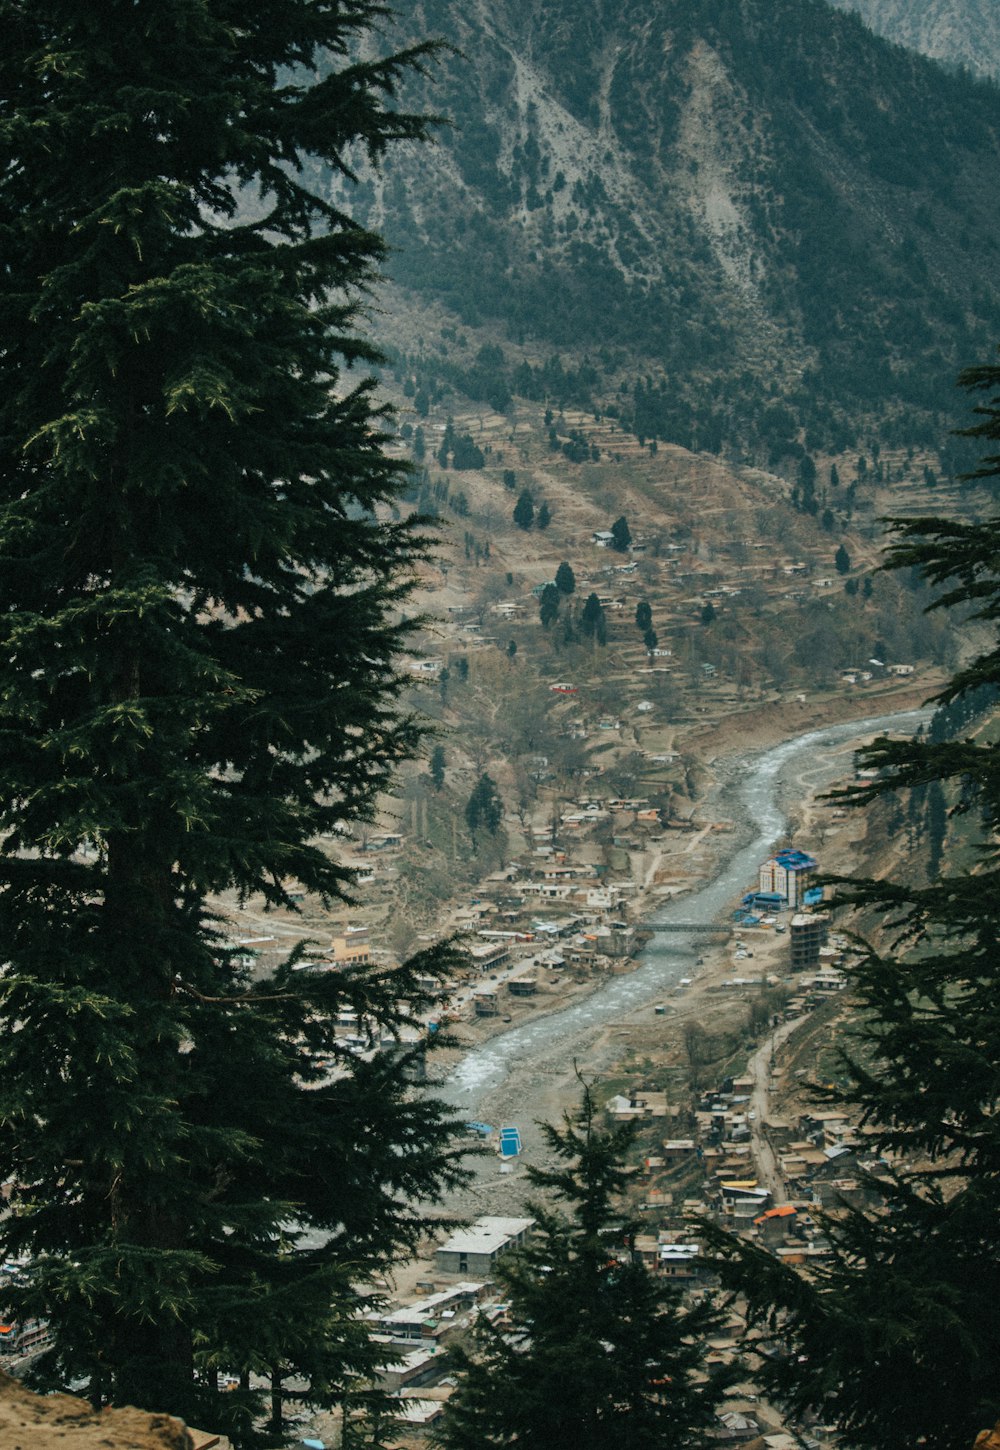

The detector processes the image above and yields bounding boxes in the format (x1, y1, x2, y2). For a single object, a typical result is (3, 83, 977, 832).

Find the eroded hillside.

(327, 0, 1000, 459)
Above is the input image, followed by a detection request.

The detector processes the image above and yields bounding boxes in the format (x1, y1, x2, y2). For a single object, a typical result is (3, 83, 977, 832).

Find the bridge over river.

(651, 921, 731, 936)
(442, 707, 931, 1150)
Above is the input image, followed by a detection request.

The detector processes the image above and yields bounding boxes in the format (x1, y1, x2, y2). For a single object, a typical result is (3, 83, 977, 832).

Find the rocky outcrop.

(0, 1371, 223, 1450)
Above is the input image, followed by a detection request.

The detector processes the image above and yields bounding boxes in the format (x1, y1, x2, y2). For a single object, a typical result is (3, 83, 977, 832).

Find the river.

(437, 707, 929, 1203)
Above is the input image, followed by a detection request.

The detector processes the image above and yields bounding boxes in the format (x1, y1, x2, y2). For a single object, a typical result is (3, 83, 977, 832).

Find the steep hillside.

(332, 0, 1000, 462)
(827, 0, 1000, 82)
(330, 367, 956, 938)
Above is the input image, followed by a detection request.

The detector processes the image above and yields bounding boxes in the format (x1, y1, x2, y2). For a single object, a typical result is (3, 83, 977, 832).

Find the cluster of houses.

(841, 661, 914, 686)
(328, 839, 863, 1445)
(360, 1078, 856, 1443)
(631, 1059, 881, 1232)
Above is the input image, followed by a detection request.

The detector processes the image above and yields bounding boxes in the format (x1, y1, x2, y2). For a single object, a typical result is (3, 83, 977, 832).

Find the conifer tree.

(610, 515, 632, 552)
(581, 592, 606, 640)
(514, 490, 535, 529)
(554, 561, 576, 596)
(713, 354, 1000, 1449)
(538, 583, 561, 628)
(465, 773, 503, 838)
(0, 1, 463, 1433)
(435, 1088, 728, 1450)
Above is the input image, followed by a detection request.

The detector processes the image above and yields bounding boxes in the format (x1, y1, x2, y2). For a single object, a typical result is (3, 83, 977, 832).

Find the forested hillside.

(330, 0, 1000, 463)
(827, 0, 1000, 82)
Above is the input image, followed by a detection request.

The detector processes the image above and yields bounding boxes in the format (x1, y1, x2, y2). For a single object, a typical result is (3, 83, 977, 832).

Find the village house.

(434, 1217, 535, 1278)
(376, 1346, 448, 1394)
(375, 1283, 484, 1347)
(607, 1089, 669, 1120)
(466, 940, 511, 973)
(521, 880, 575, 901)
(330, 932, 373, 968)
(662, 1138, 698, 1159)
(658, 1243, 704, 1279)
(753, 1205, 798, 1244)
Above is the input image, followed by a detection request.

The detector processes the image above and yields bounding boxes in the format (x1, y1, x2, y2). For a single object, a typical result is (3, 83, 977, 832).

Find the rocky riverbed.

(429, 703, 931, 1218)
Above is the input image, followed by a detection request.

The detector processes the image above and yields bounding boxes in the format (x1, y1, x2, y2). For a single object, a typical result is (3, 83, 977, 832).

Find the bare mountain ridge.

(336, 0, 1000, 461)
(827, 0, 1000, 82)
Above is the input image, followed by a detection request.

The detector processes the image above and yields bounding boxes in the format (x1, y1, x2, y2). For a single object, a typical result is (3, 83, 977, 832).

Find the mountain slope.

(339, 0, 1000, 460)
(826, 0, 1000, 82)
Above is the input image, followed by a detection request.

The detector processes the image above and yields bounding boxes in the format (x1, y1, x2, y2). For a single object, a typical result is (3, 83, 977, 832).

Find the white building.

(434, 1217, 535, 1277)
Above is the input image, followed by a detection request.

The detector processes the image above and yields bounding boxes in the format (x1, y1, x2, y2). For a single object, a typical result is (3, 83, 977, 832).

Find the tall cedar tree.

(434, 1088, 730, 1450)
(610, 515, 631, 552)
(711, 355, 1000, 1449)
(580, 592, 606, 640)
(513, 489, 535, 529)
(554, 561, 575, 596)
(538, 582, 560, 629)
(465, 773, 503, 838)
(0, 1, 465, 1436)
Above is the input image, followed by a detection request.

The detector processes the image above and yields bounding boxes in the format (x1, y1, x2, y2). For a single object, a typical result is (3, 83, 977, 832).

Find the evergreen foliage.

(373, 0, 1000, 457)
(0, 1, 464, 1434)
(538, 583, 561, 629)
(581, 593, 607, 643)
(555, 561, 576, 595)
(465, 773, 503, 837)
(451, 433, 486, 470)
(610, 515, 632, 552)
(514, 490, 535, 529)
(711, 353, 1000, 1450)
(435, 1089, 729, 1450)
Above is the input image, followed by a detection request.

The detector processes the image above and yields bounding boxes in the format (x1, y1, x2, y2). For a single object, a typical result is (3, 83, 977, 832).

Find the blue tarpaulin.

(499, 1126, 522, 1158)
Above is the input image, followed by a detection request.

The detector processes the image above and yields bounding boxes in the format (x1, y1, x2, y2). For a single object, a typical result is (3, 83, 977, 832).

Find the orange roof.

(754, 1205, 797, 1224)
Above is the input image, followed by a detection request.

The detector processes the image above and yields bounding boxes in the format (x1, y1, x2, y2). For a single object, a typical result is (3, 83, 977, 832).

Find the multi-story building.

(759, 848, 818, 907)
(790, 911, 830, 969)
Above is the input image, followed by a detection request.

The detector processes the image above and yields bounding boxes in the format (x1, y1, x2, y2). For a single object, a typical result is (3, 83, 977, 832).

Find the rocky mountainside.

(331, 0, 1000, 463)
(826, 0, 1000, 82)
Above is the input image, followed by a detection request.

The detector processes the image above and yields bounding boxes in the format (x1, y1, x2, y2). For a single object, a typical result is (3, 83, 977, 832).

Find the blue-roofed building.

(758, 848, 818, 907)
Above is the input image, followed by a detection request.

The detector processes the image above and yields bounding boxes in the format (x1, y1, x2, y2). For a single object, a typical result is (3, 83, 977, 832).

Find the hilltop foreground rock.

(0, 1371, 229, 1450)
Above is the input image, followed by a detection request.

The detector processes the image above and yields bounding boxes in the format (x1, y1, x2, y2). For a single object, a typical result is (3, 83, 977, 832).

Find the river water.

(440, 707, 929, 1143)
